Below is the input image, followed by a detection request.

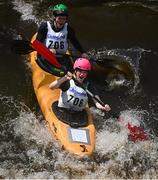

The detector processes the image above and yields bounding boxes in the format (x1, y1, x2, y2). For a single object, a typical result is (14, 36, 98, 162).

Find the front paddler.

(49, 58, 111, 122)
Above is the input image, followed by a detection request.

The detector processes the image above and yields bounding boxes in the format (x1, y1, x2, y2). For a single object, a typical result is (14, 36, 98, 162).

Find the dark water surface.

(0, 0, 158, 179)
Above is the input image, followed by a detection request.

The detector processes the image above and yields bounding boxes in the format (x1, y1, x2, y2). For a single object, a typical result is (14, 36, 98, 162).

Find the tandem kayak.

(27, 34, 148, 158)
(29, 36, 95, 157)
(12, 37, 136, 91)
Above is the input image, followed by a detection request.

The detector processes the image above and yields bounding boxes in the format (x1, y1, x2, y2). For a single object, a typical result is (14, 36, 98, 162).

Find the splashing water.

(1, 1, 158, 178)
(12, 0, 49, 25)
(89, 46, 151, 94)
(90, 110, 158, 179)
(0, 94, 158, 179)
(12, 0, 37, 22)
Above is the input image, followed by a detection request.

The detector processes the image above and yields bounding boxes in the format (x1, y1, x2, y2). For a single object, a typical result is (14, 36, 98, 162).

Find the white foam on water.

(12, 0, 37, 22)
(106, 1, 158, 13)
(95, 110, 145, 155)
(0, 95, 158, 179)
(118, 110, 142, 127)
(14, 111, 52, 146)
(96, 128, 128, 155)
(87, 110, 157, 179)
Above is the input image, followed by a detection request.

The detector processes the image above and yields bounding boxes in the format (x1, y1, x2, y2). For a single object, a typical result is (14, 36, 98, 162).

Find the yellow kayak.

(29, 36, 95, 157)
(27, 31, 137, 157)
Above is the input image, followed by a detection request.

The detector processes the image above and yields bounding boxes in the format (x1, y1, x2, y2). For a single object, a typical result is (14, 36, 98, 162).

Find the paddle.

(11, 39, 112, 64)
(12, 39, 131, 79)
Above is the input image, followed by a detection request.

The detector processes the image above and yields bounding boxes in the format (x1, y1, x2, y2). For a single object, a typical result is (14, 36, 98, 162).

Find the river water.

(0, 0, 158, 179)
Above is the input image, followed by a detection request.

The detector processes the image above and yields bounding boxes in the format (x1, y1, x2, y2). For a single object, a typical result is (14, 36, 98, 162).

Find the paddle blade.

(32, 40, 61, 68)
(118, 115, 148, 142)
(11, 40, 34, 54)
(128, 123, 148, 142)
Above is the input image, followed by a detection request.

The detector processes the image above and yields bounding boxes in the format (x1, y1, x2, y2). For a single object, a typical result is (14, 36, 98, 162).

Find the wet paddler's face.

(75, 69, 88, 83)
(54, 16, 67, 29)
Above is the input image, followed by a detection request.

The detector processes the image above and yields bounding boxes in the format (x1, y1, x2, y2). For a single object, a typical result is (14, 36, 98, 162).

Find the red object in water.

(32, 40, 61, 68)
(128, 123, 148, 142)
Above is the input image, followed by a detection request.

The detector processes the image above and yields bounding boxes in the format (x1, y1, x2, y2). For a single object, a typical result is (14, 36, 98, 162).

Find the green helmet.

(49, 4, 68, 16)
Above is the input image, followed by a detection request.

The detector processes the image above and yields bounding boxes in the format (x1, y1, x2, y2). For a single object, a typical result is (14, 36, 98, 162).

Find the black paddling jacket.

(59, 79, 99, 105)
(36, 21, 86, 54)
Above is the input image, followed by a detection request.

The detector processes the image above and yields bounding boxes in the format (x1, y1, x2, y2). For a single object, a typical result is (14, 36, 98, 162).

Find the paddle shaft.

(85, 89, 105, 106)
